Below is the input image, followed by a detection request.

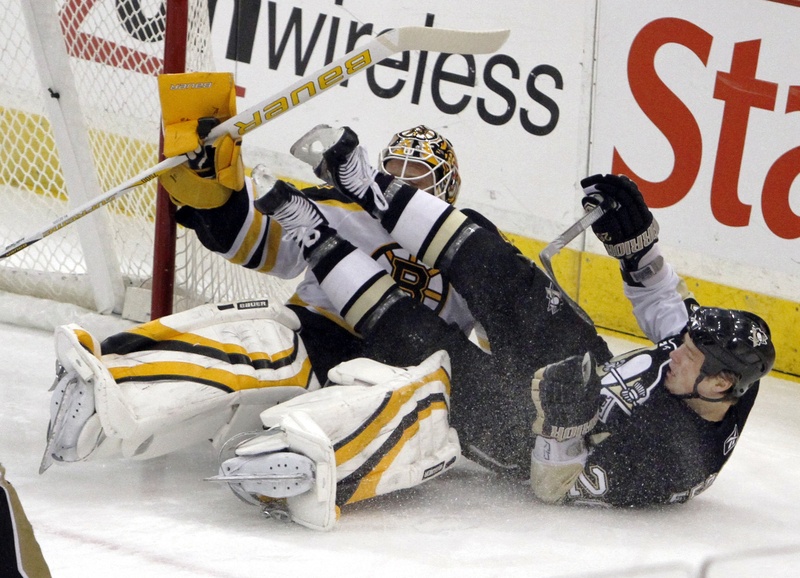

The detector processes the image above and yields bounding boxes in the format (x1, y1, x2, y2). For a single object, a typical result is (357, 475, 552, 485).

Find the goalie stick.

(539, 203, 607, 325)
(2, 26, 510, 260)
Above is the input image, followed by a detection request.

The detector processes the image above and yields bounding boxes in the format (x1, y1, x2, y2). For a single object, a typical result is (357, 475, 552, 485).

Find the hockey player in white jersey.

(165, 122, 498, 384)
(154, 73, 495, 382)
(206, 125, 775, 529)
(39, 86, 496, 480)
(38, 143, 472, 470)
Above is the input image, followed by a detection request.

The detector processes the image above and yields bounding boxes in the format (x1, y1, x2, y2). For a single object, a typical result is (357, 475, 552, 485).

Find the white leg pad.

(55, 324, 137, 440)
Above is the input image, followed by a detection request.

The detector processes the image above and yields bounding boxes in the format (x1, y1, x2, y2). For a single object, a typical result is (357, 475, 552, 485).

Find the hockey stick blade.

(1, 26, 509, 260)
(539, 204, 606, 325)
(390, 26, 510, 55)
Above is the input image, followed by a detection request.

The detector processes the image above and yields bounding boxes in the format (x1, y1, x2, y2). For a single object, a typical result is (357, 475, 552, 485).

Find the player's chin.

(664, 369, 677, 393)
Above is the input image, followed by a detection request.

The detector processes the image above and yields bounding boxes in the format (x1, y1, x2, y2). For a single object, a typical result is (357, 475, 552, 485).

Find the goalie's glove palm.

(531, 352, 601, 442)
(580, 174, 658, 269)
(160, 117, 244, 209)
(185, 117, 244, 190)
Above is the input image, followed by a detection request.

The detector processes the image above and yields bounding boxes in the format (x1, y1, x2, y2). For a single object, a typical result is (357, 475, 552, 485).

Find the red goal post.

(0, 0, 298, 322)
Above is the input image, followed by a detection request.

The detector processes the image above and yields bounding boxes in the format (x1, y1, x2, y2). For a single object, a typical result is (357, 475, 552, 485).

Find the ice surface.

(1, 293, 799, 578)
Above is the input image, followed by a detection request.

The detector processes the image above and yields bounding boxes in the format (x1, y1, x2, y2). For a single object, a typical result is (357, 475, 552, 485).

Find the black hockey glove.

(580, 174, 659, 271)
(531, 353, 601, 442)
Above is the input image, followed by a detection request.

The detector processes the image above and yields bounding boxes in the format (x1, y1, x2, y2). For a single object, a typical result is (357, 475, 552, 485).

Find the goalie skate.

(290, 124, 388, 215)
(40, 361, 101, 473)
(208, 413, 338, 530)
(39, 324, 118, 473)
(206, 451, 316, 501)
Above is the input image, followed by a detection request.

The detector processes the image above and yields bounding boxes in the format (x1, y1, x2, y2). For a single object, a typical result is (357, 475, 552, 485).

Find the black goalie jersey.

(564, 336, 759, 507)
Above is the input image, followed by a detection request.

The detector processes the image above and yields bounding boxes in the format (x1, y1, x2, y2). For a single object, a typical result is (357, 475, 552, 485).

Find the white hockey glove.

(581, 174, 662, 287)
(531, 352, 601, 442)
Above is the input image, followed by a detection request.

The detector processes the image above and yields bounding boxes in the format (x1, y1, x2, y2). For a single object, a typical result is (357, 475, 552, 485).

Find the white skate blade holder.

(40, 378, 86, 473)
(290, 124, 345, 169)
(209, 451, 315, 499)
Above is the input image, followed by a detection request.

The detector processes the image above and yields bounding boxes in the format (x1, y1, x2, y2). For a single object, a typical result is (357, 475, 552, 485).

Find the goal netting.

(0, 0, 299, 320)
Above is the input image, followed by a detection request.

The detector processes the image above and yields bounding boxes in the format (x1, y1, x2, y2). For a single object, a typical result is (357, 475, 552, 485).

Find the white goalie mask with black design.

(378, 125, 461, 204)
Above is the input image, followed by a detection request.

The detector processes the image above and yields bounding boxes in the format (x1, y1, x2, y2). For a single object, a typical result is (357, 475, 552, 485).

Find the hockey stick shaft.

(538, 204, 606, 325)
(2, 156, 185, 259)
(205, 26, 511, 143)
(2, 26, 510, 260)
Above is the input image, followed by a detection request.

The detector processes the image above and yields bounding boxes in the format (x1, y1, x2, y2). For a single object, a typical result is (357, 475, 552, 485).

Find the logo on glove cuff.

(547, 414, 599, 442)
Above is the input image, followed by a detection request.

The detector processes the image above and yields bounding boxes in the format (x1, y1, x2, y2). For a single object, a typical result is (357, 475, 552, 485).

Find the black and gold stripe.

(332, 366, 451, 505)
(103, 321, 312, 392)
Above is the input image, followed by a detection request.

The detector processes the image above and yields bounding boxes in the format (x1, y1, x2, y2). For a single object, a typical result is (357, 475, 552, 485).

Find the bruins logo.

(372, 243, 449, 313)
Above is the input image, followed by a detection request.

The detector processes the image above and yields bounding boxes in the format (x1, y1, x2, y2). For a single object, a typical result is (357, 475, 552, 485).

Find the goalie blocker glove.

(531, 352, 601, 442)
(581, 174, 662, 287)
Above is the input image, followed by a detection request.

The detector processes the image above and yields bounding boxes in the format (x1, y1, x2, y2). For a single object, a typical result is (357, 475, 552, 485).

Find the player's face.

(665, 333, 705, 395)
(384, 158, 436, 194)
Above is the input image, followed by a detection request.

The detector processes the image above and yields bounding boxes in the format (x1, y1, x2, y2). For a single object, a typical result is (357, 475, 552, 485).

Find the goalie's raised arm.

(158, 72, 245, 209)
(2, 27, 510, 260)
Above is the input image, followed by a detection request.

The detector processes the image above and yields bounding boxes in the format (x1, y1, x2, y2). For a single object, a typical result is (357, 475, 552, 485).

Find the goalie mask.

(379, 125, 461, 204)
(687, 306, 775, 398)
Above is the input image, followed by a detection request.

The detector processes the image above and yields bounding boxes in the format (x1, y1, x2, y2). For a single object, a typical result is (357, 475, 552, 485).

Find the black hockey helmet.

(687, 306, 775, 397)
(379, 125, 461, 204)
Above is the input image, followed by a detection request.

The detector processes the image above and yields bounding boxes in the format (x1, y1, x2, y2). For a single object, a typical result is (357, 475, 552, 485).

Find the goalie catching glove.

(159, 118, 244, 209)
(531, 352, 601, 442)
(581, 174, 663, 287)
(157, 72, 244, 209)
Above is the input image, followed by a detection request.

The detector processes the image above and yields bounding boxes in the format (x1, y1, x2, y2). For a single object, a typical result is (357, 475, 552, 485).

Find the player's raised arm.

(581, 174, 688, 342)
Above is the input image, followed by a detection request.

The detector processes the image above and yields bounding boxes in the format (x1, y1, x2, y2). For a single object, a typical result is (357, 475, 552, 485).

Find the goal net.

(0, 0, 299, 320)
